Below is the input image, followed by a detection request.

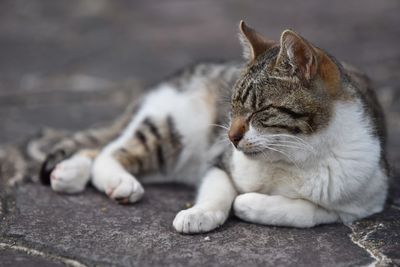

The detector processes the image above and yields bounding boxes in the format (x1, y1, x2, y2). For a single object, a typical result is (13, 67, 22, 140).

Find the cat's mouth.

(241, 150, 264, 157)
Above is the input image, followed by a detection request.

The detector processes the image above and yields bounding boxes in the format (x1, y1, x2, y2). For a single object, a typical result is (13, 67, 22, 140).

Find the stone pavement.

(0, 1, 399, 266)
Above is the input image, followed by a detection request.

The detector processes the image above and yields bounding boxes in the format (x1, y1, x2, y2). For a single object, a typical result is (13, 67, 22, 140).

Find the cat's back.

(165, 61, 241, 92)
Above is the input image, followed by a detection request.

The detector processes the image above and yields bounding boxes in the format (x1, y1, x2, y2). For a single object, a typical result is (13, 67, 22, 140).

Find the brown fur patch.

(317, 50, 341, 98)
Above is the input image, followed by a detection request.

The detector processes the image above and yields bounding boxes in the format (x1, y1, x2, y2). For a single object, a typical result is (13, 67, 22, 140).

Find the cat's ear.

(239, 20, 276, 61)
(277, 29, 318, 81)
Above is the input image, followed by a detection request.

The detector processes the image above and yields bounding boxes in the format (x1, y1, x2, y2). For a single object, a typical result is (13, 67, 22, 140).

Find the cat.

(40, 21, 389, 234)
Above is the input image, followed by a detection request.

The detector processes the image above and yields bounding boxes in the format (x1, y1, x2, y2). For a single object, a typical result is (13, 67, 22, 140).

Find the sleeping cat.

(40, 21, 388, 233)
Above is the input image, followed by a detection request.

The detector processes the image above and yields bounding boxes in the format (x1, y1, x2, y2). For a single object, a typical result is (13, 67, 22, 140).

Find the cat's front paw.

(105, 172, 144, 204)
(50, 155, 92, 194)
(173, 207, 227, 234)
(233, 193, 264, 222)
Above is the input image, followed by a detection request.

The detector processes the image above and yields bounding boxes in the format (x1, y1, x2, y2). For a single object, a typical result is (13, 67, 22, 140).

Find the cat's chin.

(241, 150, 265, 159)
(240, 149, 283, 162)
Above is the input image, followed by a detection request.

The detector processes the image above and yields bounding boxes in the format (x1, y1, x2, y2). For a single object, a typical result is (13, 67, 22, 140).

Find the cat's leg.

(50, 149, 98, 194)
(91, 115, 183, 204)
(173, 168, 237, 234)
(233, 193, 339, 228)
(91, 152, 144, 204)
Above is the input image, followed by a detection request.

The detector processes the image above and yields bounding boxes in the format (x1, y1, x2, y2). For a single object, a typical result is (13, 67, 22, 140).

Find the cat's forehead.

(236, 46, 291, 89)
(233, 46, 300, 105)
(246, 46, 280, 76)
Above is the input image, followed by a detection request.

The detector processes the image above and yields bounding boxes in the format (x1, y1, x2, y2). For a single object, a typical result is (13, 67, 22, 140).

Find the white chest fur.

(231, 150, 302, 197)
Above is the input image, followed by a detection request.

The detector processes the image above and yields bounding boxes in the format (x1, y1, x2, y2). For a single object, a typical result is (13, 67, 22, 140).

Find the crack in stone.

(0, 242, 88, 267)
(346, 222, 392, 267)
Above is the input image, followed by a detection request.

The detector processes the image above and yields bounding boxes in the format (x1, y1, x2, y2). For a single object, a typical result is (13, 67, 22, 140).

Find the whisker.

(251, 139, 315, 156)
(261, 144, 302, 170)
(267, 143, 309, 151)
(272, 141, 315, 153)
(209, 123, 230, 131)
(258, 134, 315, 151)
(265, 134, 309, 144)
(215, 137, 231, 145)
(274, 139, 311, 146)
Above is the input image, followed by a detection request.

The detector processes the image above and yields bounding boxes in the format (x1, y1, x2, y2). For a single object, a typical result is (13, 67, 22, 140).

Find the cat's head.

(229, 21, 345, 162)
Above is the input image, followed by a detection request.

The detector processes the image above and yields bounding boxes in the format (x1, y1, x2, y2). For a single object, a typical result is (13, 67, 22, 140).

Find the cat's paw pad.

(50, 155, 92, 194)
(173, 207, 226, 234)
(105, 173, 144, 204)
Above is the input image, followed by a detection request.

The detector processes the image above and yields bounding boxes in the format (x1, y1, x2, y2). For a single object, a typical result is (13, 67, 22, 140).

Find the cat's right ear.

(238, 20, 276, 62)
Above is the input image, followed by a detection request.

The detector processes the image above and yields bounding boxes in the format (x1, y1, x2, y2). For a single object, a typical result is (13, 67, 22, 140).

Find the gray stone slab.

(1, 183, 375, 267)
(0, 248, 65, 267)
(0, 86, 139, 144)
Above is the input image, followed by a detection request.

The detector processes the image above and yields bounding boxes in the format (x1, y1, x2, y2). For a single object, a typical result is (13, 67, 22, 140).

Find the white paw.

(233, 193, 263, 222)
(173, 207, 227, 234)
(105, 172, 144, 204)
(50, 155, 92, 194)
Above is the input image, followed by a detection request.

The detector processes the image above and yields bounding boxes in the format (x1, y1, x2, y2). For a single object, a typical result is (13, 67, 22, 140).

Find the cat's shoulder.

(340, 62, 387, 151)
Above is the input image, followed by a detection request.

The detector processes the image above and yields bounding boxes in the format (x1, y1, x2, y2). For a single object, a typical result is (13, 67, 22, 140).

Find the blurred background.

(0, 0, 399, 174)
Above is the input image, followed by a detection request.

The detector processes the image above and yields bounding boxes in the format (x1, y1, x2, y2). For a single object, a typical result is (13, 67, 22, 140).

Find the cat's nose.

(229, 131, 244, 147)
(228, 117, 248, 148)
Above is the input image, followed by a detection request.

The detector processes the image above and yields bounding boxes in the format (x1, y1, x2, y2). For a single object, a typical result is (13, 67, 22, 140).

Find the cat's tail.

(38, 101, 140, 185)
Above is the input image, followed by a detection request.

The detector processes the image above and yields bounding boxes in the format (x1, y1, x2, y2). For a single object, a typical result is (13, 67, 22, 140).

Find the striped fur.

(112, 116, 183, 175)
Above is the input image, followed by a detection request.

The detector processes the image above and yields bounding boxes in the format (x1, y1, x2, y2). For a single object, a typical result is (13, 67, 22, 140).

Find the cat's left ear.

(277, 30, 318, 81)
(238, 20, 276, 62)
(277, 30, 342, 95)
